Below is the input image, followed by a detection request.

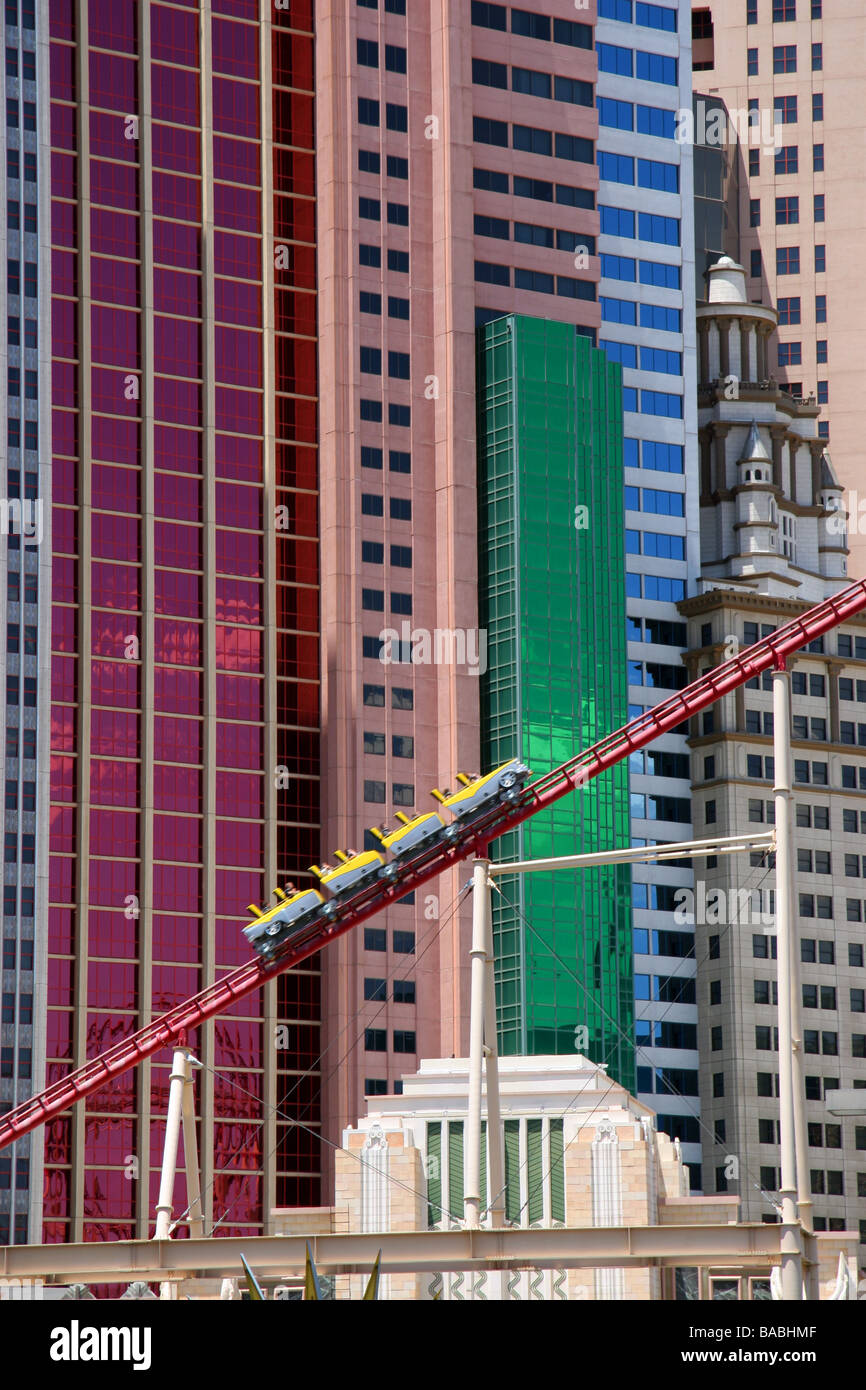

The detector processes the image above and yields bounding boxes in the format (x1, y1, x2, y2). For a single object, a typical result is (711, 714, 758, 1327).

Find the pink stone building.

(314, 0, 601, 1158)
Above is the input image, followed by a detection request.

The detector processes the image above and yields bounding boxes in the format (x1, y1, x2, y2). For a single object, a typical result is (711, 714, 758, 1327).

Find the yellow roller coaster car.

(430, 758, 530, 820)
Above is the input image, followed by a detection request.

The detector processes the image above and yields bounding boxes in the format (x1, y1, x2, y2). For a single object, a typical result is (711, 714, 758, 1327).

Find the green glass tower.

(476, 316, 634, 1091)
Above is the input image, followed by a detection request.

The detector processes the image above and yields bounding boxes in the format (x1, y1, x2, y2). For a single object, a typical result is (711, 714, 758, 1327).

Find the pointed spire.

(738, 421, 771, 465)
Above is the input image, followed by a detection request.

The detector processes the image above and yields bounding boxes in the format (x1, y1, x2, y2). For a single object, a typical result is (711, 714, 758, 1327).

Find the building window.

(750, 198, 760, 227)
(393, 1030, 416, 1053)
(815, 244, 826, 273)
(813, 143, 824, 172)
(773, 46, 797, 74)
(775, 145, 798, 175)
(812, 93, 823, 122)
(776, 246, 800, 275)
(814, 194, 825, 223)
(778, 297, 800, 325)
(364, 1028, 387, 1051)
(776, 196, 799, 225)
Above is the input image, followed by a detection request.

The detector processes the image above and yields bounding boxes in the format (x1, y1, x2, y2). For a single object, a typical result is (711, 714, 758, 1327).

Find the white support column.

(154, 1048, 189, 1243)
(772, 664, 804, 1300)
(464, 857, 490, 1228)
(483, 881, 506, 1229)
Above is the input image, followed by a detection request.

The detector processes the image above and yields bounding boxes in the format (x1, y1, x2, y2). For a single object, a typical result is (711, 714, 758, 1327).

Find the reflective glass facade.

(1, 0, 51, 1246)
(34, 0, 321, 1244)
(477, 315, 634, 1091)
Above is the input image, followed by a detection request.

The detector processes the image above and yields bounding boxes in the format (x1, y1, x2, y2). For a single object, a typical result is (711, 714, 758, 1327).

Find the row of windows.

(359, 398, 410, 429)
(2, 886, 34, 917)
(357, 99, 408, 133)
(602, 300, 680, 337)
(603, 342, 682, 375)
(624, 485, 684, 517)
(358, 149, 408, 180)
(363, 779, 414, 804)
(747, 43, 823, 76)
(5, 97, 35, 128)
(634, 974, 695, 1004)
(363, 1078, 403, 1096)
(475, 261, 595, 302)
(359, 244, 409, 274)
(7, 316, 37, 348)
(473, 59, 592, 109)
(361, 446, 410, 475)
(360, 543, 411, 568)
(1, 938, 33, 972)
(625, 529, 685, 561)
(363, 732, 413, 758)
(600, 253, 680, 289)
(636, 1020, 696, 1049)
(473, 117, 593, 167)
(4, 726, 37, 758)
(750, 194, 825, 228)
(362, 589, 411, 614)
(363, 926, 414, 953)
(626, 573, 685, 602)
(6, 367, 37, 398)
(600, 206, 680, 247)
(627, 660, 687, 690)
(756, 1026, 866, 1057)
(6, 259, 37, 295)
(363, 684, 412, 710)
(748, 142, 823, 179)
(774, 245, 827, 276)
(597, 98, 675, 139)
(6, 199, 36, 232)
(363, 977, 414, 1003)
(364, 1029, 415, 1052)
(359, 292, 410, 321)
(359, 346, 410, 377)
(356, 39, 406, 71)
(4, 0, 36, 28)
(597, 152, 679, 197)
(358, 197, 409, 227)
(360, 493, 411, 521)
(623, 438, 684, 473)
(749, 2, 824, 23)
(599, 0, 677, 30)
(357, 0, 406, 11)
(474, 214, 595, 257)
(635, 1066, 698, 1096)
(596, 42, 678, 87)
(629, 792, 690, 823)
(471, 3, 592, 50)
(4, 148, 36, 180)
(4, 46, 35, 79)
(473, 166, 595, 211)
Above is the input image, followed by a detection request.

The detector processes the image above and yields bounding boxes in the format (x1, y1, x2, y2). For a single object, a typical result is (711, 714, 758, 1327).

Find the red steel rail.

(3, 576, 866, 1150)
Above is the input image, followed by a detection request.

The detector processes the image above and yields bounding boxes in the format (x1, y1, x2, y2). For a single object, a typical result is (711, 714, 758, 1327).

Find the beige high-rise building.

(690, 0, 866, 573)
(681, 255, 866, 1251)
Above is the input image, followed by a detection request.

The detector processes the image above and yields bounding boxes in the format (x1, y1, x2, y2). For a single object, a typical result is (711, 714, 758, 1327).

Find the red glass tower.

(42, 0, 320, 1242)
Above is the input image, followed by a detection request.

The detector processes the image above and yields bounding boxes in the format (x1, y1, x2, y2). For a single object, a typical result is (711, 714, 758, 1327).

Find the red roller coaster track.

(3, 576, 866, 1151)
